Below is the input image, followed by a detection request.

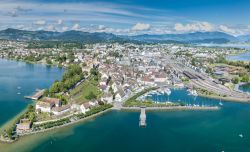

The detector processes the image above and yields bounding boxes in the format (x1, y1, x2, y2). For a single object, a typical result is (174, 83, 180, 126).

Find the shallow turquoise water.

(0, 59, 64, 126)
(28, 106, 250, 152)
(239, 83, 250, 93)
(1, 59, 250, 152)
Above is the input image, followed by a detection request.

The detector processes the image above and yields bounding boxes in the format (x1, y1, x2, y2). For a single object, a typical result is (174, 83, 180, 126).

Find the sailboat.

(165, 88, 171, 96)
(188, 89, 198, 96)
(219, 99, 223, 106)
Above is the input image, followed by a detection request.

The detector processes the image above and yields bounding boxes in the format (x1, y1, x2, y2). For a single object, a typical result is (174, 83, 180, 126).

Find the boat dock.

(139, 107, 146, 127)
(24, 89, 45, 100)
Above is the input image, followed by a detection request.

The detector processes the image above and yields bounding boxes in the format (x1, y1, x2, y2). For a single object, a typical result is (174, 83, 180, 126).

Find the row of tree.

(49, 64, 84, 94)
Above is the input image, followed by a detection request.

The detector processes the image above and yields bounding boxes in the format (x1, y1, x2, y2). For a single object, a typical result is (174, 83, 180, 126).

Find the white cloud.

(8, 10, 18, 17)
(62, 26, 69, 31)
(15, 24, 25, 29)
(34, 20, 46, 26)
(219, 25, 236, 34)
(174, 22, 215, 32)
(132, 23, 151, 31)
(57, 19, 63, 25)
(72, 24, 80, 30)
(98, 25, 106, 30)
(46, 25, 55, 31)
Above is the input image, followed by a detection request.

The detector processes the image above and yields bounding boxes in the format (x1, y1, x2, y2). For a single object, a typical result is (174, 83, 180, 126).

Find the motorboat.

(188, 89, 198, 96)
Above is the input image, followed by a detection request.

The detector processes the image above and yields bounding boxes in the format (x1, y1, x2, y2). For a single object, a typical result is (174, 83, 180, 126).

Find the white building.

(80, 102, 91, 114)
(52, 105, 71, 115)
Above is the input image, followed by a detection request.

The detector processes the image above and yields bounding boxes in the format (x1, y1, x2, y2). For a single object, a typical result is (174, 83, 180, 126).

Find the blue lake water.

(198, 43, 250, 61)
(1, 59, 250, 152)
(198, 43, 250, 50)
(227, 52, 250, 61)
(0, 59, 64, 126)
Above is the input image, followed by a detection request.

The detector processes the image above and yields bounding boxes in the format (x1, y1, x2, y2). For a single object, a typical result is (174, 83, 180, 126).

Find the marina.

(143, 88, 223, 107)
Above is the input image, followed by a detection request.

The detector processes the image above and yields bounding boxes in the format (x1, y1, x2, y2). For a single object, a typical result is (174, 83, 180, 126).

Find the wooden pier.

(139, 107, 146, 127)
(24, 89, 45, 100)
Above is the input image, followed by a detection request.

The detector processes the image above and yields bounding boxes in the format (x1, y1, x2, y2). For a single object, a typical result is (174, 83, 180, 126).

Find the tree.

(232, 77, 240, 84)
(206, 67, 213, 74)
(28, 112, 36, 122)
(191, 58, 196, 66)
(62, 64, 82, 81)
(109, 86, 114, 95)
(28, 105, 34, 112)
(46, 58, 52, 65)
(43, 89, 49, 97)
(6, 127, 13, 139)
(50, 81, 63, 93)
(86, 91, 97, 100)
(83, 71, 88, 76)
(90, 68, 98, 76)
(241, 75, 250, 82)
(58, 95, 68, 105)
(82, 62, 87, 67)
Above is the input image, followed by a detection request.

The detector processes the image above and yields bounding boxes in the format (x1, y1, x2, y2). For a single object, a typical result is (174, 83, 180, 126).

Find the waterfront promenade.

(16, 108, 112, 137)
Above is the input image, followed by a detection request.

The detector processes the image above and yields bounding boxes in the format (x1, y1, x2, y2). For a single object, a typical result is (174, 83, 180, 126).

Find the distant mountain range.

(0, 28, 250, 44)
(0, 28, 127, 43)
(124, 32, 238, 43)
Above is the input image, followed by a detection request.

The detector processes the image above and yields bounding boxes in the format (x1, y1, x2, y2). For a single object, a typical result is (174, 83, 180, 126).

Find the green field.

(70, 77, 102, 104)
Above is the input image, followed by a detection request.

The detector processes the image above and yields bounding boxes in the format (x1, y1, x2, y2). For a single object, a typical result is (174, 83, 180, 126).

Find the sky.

(1, 0, 250, 35)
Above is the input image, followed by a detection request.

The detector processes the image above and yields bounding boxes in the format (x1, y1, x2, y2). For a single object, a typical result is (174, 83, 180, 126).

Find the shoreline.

(19, 108, 112, 137)
(226, 51, 250, 62)
(197, 92, 250, 103)
(1, 104, 220, 144)
(0, 108, 112, 144)
(0, 57, 64, 68)
(234, 82, 249, 93)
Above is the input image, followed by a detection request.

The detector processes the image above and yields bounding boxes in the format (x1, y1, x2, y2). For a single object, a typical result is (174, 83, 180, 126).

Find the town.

(0, 40, 250, 142)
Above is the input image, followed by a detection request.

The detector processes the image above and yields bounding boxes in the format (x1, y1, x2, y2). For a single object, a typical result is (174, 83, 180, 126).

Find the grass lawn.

(70, 77, 102, 104)
(36, 112, 51, 121)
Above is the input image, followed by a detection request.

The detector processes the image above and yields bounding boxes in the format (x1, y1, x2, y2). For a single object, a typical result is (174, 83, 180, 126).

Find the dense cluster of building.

(1, 40, 248, 135)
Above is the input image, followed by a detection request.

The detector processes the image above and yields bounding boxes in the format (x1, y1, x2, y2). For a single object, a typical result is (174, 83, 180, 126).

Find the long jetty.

(139, 107, 146, 127)
(122, 106, 220, 111)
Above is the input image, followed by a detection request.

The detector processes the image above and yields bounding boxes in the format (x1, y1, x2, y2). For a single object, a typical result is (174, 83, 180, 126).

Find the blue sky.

(1, 0, 250, 35)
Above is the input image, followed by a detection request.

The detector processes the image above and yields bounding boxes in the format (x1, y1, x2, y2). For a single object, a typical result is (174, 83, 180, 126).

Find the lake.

(198, 43, 250, 50)
(1, 59, 250, 152)
(0, 59, 64, 126)
(198, 43, 250, 61)
(227, 52, 250, 62)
